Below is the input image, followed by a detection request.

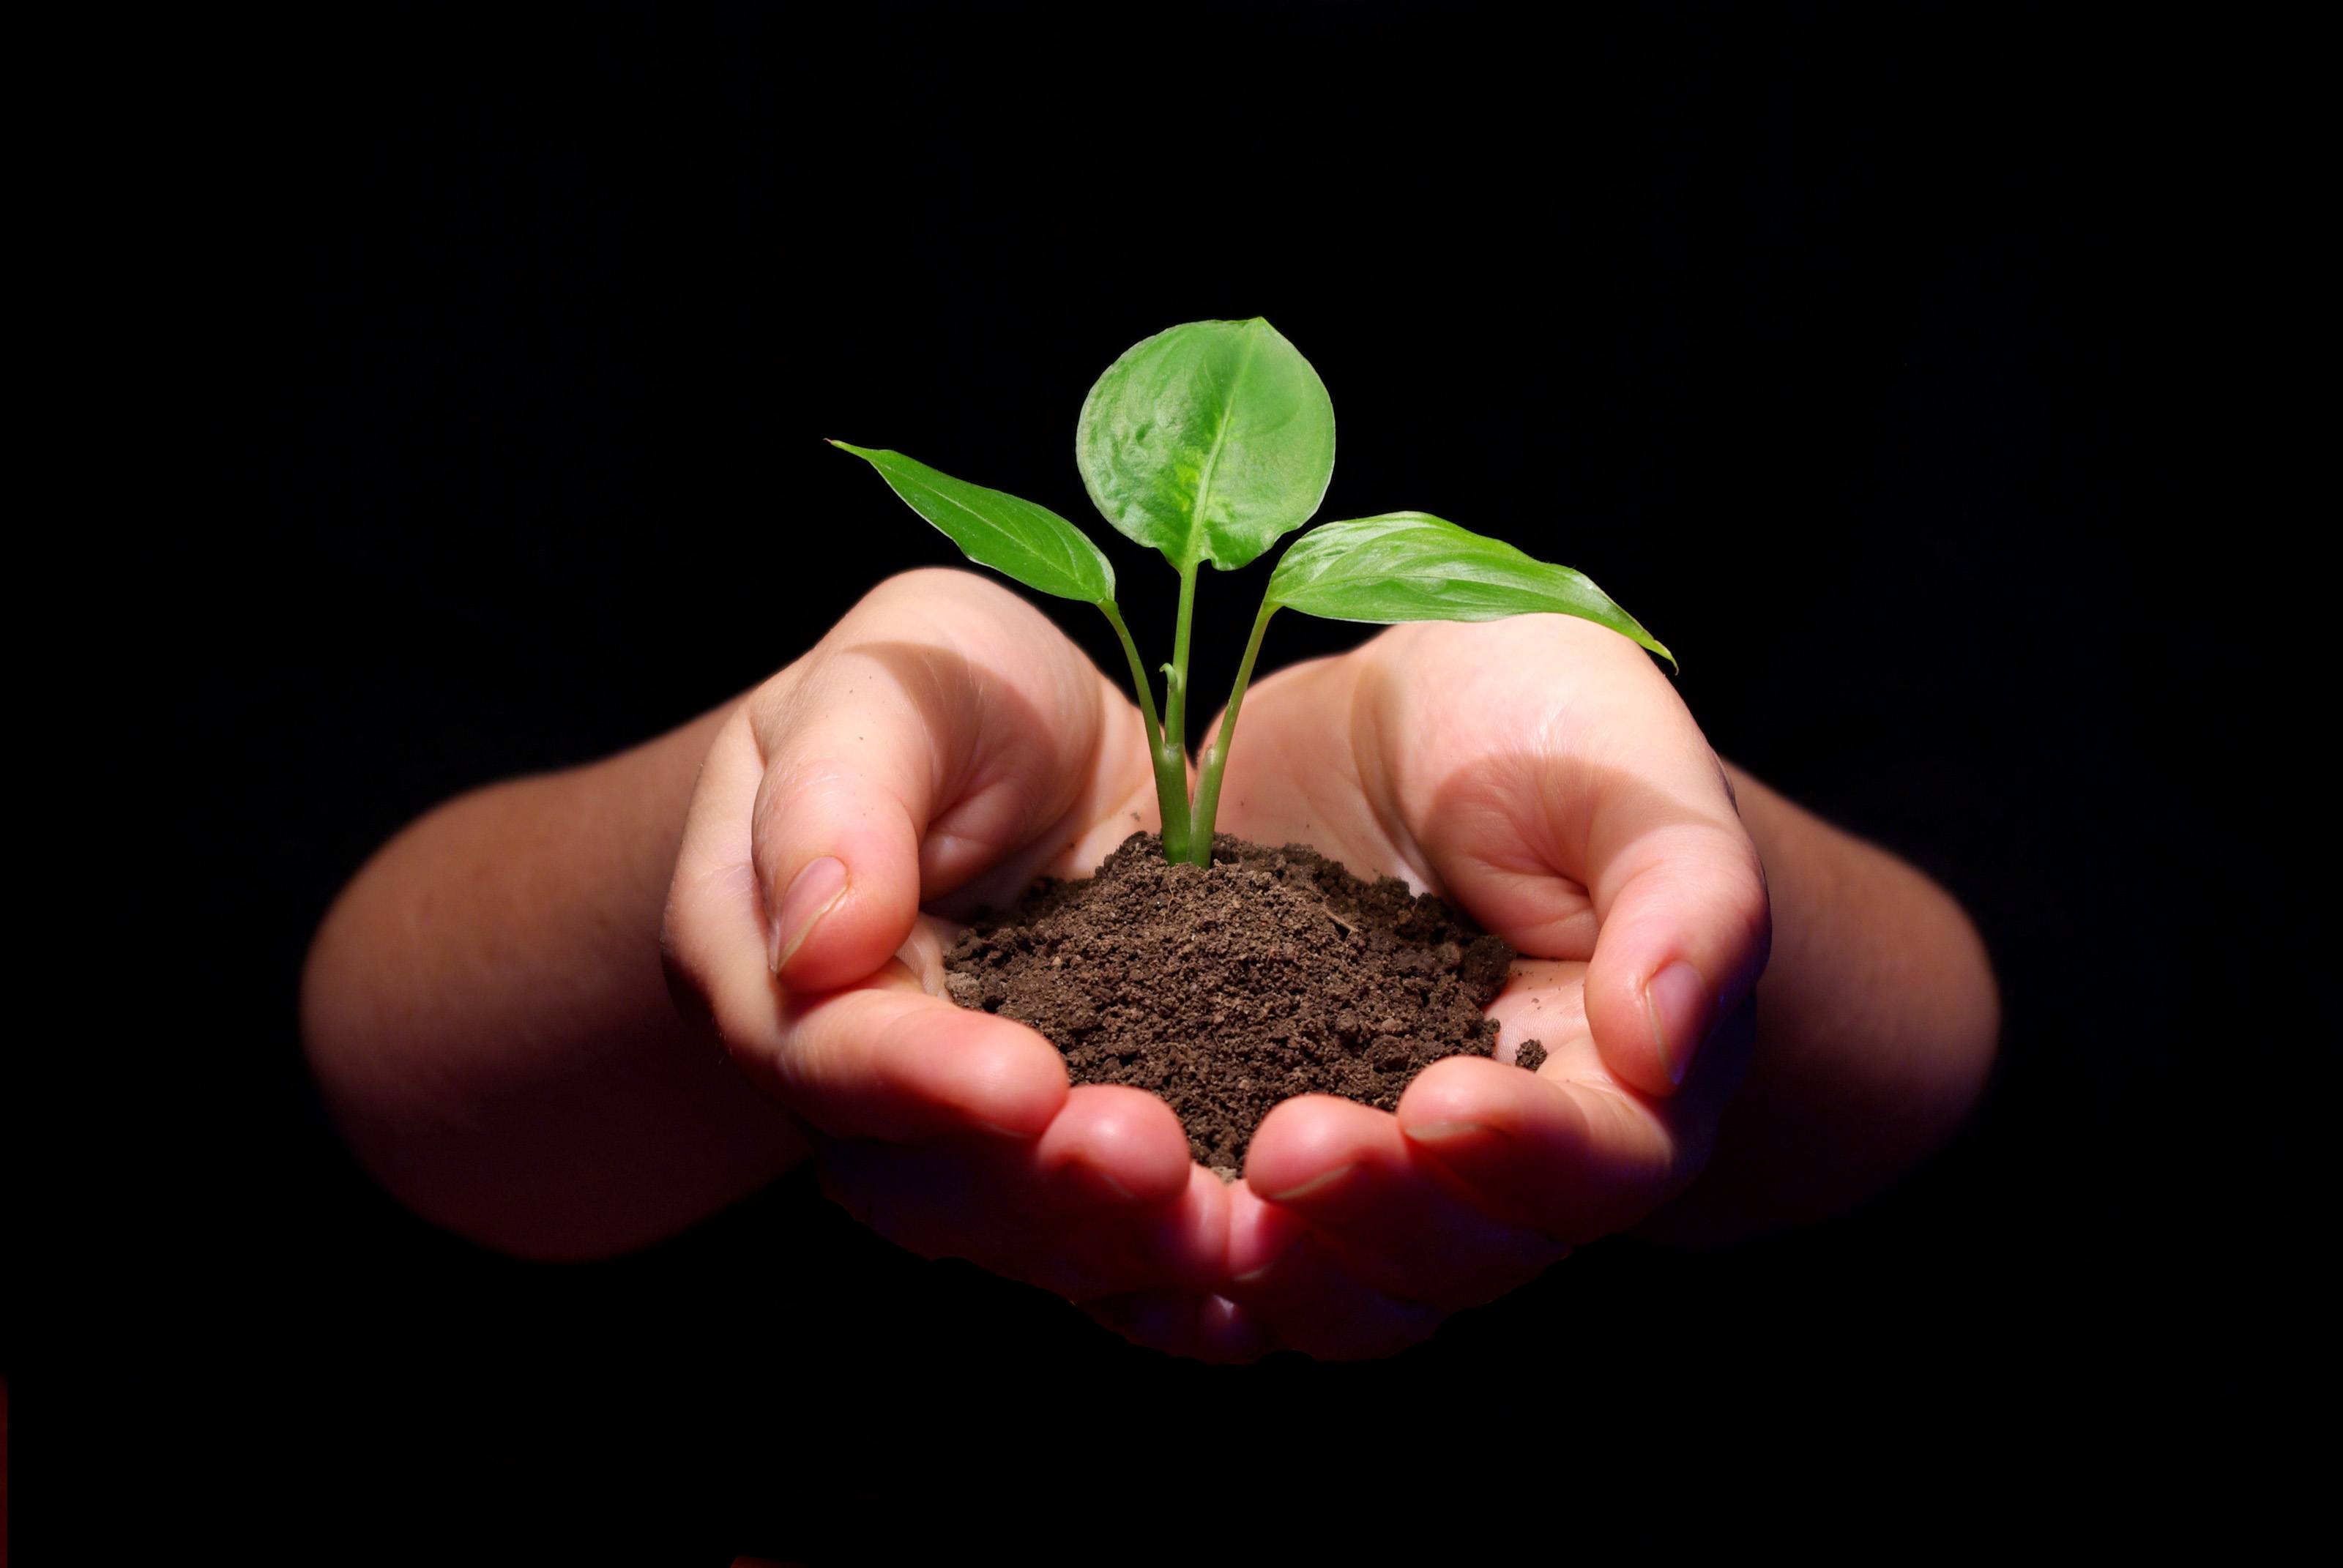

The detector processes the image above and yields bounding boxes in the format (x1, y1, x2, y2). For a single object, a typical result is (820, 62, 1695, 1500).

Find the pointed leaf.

(1266, 512, 1674, 666)
(830, 441, 1114, 604)
(1076, 318, 1336, 572)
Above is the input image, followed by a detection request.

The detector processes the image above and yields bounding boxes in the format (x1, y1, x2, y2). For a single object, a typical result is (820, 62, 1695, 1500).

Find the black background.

(36, 0, 2303, 1556)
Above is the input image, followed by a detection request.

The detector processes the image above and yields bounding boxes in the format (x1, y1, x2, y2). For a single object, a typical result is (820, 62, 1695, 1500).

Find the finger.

(1222, 1184, 1445, 1360)
(821, 1138, 1224, 1300)
(1581, 810, 1770, 1097)
(748, 570, 1112, 993)
(817, 1083, 1190, 1223)
(1022, 1164, 1229, 1300)
(737, 979, 1070, 1142)
(1030, 1086, 1195, 1210)
(743, 671, 950, 996)
(1240, 1096, 1568, 1310)
(1396, 1053, 1684, 1241)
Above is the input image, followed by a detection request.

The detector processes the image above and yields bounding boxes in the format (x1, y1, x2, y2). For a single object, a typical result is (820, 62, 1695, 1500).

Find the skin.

(303, 569, 1998, 1358)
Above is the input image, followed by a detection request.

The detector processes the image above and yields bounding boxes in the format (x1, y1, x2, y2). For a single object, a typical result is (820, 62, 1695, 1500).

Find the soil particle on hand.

(944, 833, 1539, 1168)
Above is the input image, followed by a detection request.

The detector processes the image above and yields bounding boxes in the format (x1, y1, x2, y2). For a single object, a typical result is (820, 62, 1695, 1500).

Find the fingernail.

(975, 1117, 1040, 1140)
(1231, 1234, 1305, 1285)
(1643, 960, 1716, 1087)
(770, 856, 848, 973)
(1054, 1157, 1134, 1204)
(1264, 1162, 1357, 1205)
(1229, 1205, 1310, 1282)
(1402, 1120, 1495, 1145)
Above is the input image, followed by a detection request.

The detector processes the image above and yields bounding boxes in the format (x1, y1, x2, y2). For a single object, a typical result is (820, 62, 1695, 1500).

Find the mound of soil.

(943, 833, 1543, 1171)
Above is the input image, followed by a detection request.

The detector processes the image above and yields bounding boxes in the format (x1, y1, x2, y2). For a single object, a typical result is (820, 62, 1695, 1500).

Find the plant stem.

(1188, 597, 1278, 862)
(1162, 559, 1204, 864)
(1098, 600, 1192, 861)
(1165, 559, 1198, 747)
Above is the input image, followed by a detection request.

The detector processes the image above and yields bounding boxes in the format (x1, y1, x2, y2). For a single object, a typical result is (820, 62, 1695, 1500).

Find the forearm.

(300, 700, 806, 1260)
(1644, 764, 2001, 1242)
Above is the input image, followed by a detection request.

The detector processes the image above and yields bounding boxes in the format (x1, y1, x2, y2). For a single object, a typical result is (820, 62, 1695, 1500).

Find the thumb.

(750, 672, 933, 994)
(1582, 811, 1770, 1098)
(745, 572, 1111, 994)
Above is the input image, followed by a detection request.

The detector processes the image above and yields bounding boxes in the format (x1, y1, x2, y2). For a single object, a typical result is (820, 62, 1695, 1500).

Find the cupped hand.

(662, 576, 1765, 1364)
(1207, 614, 1770, 1358)
(660, 570, 1252, 1356)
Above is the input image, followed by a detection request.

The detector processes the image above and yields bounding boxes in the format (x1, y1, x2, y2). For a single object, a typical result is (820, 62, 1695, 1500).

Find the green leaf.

(1265, 512, 1675, 667)
(1076, 318, 1336, 572)
(830, 441, 1114, 604)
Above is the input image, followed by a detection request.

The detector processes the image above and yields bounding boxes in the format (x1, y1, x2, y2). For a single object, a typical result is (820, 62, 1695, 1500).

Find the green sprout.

(831, 318, 1672, 867)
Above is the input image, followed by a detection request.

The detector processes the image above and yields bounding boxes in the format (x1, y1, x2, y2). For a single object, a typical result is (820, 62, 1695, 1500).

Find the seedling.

(832, 318, 1672, 867)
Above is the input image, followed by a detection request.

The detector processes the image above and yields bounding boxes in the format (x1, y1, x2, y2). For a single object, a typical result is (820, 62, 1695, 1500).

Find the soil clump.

(945, 833, 1543, 1171)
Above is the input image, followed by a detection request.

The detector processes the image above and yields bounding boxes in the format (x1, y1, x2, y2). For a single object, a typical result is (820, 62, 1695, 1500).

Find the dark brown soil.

(943, 833, 1541, 1171)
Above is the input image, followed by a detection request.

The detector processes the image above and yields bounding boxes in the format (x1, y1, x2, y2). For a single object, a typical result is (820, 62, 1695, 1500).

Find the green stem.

(1162, 559, 1204, 864)
(1098, 600, 1191, 861)
(1188, 597, 1278, 862)
(1165, 560, 1198, 747)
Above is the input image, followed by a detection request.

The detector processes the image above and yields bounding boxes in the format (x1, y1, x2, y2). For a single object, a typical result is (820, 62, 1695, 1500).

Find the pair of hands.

(662, 570, 1769, 1359)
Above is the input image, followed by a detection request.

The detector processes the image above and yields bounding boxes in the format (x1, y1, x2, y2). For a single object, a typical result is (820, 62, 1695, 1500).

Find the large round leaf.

(1075, 318, 1336, 572)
